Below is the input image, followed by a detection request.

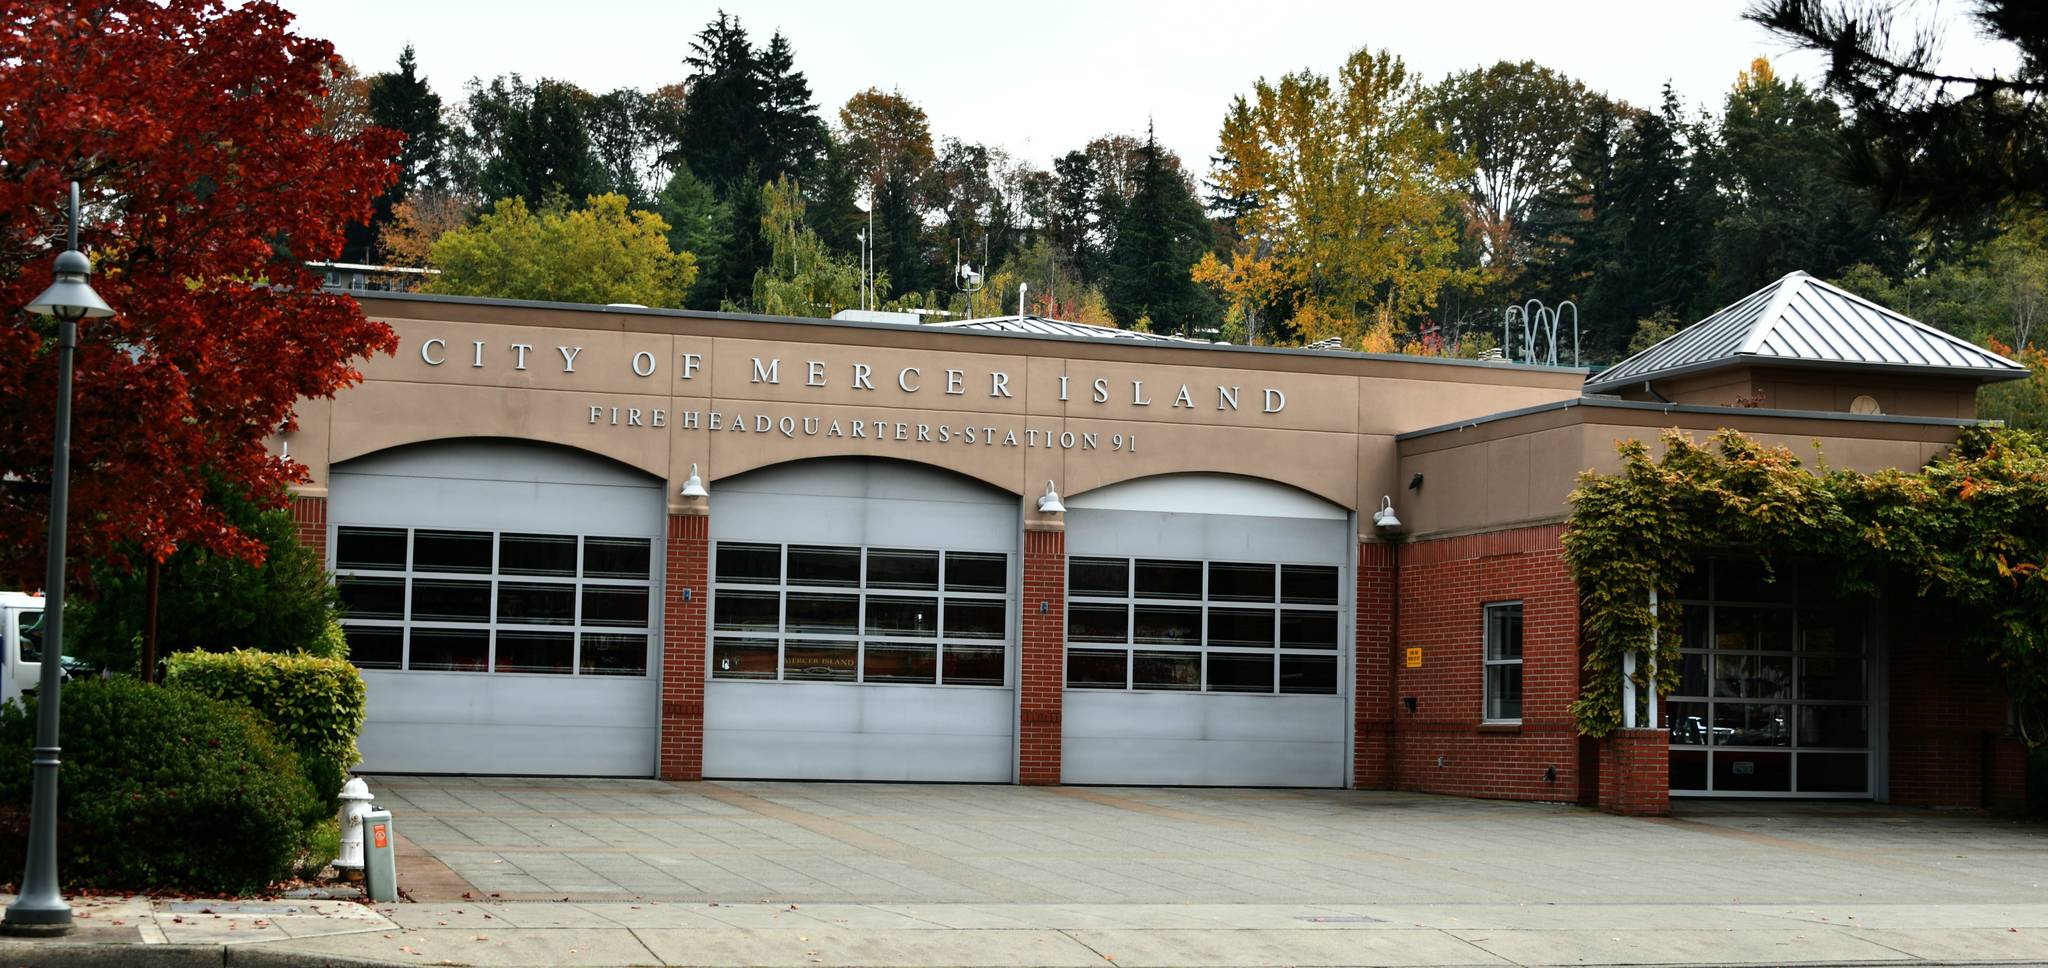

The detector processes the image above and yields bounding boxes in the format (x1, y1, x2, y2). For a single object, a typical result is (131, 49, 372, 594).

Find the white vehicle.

(0, 591, 51, 708)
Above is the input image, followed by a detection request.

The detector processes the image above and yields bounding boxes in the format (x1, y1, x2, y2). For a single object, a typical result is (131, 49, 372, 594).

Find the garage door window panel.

(334, 526, 654, 679)
(1065, 558, 1340, 695)
(1667, 559, 1873, 796)
(709, 544, 1010, 686)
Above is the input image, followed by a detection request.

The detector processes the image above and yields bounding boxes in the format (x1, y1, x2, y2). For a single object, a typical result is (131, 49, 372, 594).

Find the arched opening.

(330, 438, 666, 777)
(1062, 472, 1354, 787)
(704, 457, 1021, 781)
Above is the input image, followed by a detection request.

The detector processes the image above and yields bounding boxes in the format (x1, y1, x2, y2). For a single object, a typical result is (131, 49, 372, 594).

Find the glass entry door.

(1664, 560, 1876, 797)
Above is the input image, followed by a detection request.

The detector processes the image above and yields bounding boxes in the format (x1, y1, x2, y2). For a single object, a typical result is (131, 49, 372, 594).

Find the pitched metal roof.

(932, 315, 1198, 343)
(1584, 271, 2026, 393)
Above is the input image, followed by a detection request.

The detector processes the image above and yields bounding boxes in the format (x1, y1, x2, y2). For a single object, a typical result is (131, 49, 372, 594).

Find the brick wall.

(1391, 524, 1583, 802)
(1598, 728, 1670, 815)
(1354, 542, 1397, 789)
(1019, 527, 1065, 785)
(1886, 589, 2027, 810)
(290, 494, 327, 562)
(659, 512, 709, 781)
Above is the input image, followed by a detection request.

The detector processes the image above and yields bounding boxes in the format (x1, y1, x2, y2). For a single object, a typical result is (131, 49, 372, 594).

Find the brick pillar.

(1019, 526, 1065, 785)
(1598, 727, 1670, 816)
(290, 494, 327, 562)
(659, 512, 709, 781)
(1989, 733, 2029, 813)
(1354, 541, 1396, 789)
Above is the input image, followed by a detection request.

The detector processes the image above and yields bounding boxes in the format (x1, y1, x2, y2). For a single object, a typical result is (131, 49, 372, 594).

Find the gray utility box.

(362, 809, 397, 903)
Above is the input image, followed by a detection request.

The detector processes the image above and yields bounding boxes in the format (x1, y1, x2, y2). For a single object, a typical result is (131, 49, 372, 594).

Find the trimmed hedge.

(0, 678, 319, 894)
(165, 649, 366, 808)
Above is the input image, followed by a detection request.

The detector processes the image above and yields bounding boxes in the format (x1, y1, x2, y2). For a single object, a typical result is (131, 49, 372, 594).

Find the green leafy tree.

(752, 176, 862, 317)
(585, 87, 658, 206)
(839, 88, 936, 295)
(1201, 48, 1472, 345)
(72, 484, 342, 677)
(429, 193, 697, 306)
(1428, 61, 1604, 275)
(1103, 127, 1216, 333)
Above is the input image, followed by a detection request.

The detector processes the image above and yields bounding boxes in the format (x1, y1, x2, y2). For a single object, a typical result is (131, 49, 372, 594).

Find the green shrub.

(72, 483, 343, 675)
(165, 649, 366, 808)
(0, 678, 319, 894)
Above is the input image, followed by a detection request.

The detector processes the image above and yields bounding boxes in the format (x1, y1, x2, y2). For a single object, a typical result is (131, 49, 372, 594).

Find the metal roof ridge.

(1734, 270, 1808, 356)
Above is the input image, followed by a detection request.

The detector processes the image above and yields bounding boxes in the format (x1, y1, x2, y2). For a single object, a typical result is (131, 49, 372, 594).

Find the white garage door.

(1064, 474, 1352, 787)
(705, 458, 1018, 782)
(331, 440, 665, 776)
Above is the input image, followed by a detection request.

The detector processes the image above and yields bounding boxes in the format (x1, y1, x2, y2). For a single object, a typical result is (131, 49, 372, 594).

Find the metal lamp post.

(3, 183, 113, 936)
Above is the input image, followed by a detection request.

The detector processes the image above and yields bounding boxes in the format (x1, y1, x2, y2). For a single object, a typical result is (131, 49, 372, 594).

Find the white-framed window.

(333, 526, 655, 677)
(708, 542, 1010, 687)
(1063, 557, 1341, 695)
(1483, 602, 1524, 722)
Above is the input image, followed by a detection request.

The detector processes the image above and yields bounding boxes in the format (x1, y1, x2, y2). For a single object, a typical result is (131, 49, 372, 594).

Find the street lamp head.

(26, 250, 113, 321)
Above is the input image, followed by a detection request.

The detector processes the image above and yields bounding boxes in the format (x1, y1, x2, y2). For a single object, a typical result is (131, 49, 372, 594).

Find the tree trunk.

(141, 558, 159, 684)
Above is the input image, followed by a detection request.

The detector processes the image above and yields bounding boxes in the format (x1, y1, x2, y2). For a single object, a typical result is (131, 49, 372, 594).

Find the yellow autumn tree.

(1204, 48, 1476, 346)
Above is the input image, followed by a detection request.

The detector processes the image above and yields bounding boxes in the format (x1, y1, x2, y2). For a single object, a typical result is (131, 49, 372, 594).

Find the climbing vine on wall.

(1562, 426, 2048, 743)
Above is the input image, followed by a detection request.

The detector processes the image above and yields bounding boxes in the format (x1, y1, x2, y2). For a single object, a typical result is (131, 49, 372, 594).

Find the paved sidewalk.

(10, 895, 2048, 966)
(0, 779, 2041, 966)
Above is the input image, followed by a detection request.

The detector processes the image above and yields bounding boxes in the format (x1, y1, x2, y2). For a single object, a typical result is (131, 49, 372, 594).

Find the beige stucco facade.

(290, 294, 1600, 535)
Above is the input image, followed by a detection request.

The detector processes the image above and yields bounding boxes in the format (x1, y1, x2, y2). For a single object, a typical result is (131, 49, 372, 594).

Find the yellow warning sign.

(1405, 647, 1422, 668)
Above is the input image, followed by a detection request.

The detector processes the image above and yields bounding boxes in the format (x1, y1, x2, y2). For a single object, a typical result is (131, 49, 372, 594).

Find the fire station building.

(283, 271, 2032, 814)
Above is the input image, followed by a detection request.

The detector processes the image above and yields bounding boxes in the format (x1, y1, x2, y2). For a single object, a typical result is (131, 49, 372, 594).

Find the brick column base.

(1354, 541, 1396, 789)
(1989, 733, 2029, 813)
(659, 512, 709, 781)
(1598, 728, 1669, 816)
(1019, 527, 1065, 785)
(291, 494, 327, 562)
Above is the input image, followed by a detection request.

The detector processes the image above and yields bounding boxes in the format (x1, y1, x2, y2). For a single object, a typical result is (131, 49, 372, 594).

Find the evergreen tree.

(806, 134, 865, 257)
(1706, 58, 1909, 304)
(1050, 150, 1101, 281)
(1103, 129, 1215, 333)
(655, 163, 729, 269)
(351, 45, 447, 263)
(759, 30, 827, 180)
(368, 45, 447, 197)
(458, 75, 605, 208)
(695, 165, 771, 309)
(1749, 0, 2048, 224)
(670, 12, 773, 196)
(875, 169, 928, 297)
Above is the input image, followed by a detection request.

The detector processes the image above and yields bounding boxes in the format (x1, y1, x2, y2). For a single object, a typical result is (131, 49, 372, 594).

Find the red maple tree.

(0, 0, 399, 588)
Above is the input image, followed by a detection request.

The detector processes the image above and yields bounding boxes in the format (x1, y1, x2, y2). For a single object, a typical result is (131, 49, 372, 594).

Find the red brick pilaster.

(1598, 728, 1670, 816)
(1354, 541, 1396, 789)
(1019, 526, 1065, 785)
(660, 512, 709, 781)
(291, 494, 327, 563)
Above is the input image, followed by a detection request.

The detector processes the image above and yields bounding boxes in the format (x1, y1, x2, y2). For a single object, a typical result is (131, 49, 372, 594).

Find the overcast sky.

(279, 0, 2018, 175)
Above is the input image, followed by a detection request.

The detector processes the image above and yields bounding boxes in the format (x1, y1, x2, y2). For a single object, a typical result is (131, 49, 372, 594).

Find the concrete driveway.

(371, 776, 2047, 907)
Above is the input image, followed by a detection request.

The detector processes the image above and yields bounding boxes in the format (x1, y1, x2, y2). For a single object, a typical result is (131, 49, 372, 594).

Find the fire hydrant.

(336, 776, 375, 875)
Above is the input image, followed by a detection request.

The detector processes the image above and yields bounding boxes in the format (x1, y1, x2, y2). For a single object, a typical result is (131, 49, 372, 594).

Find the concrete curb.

(0, 941, 405, 967)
